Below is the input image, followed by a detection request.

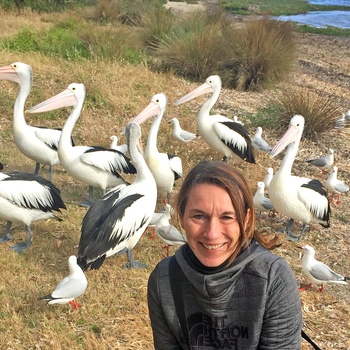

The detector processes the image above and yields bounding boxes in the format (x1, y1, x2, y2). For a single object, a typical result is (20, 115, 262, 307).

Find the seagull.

(131, 93, 182, 202)
(155, 203, 187, 256)
(27, 83, 136, 207)
(345, 110, 350, 122)
(169, 117, 198, 144)
(38, 255, 88, 309)
(77, 122, 157, 270)
(253, 181, 274, 217)
(306, 148, 334, 175)
(269, 115, 331, 242)
(298, 245, 349, 292)
(0, 62, 70, 181)
(0, 171, 66, 252)
(175, 75, 255, 163)
(233, 115, 244, 125)
(325, 166, 349, 205)
(334, 113, 345, 129)
(263, 167, 274, 191)
(252, 126, 272, 152)
(109, 135, 128, 155)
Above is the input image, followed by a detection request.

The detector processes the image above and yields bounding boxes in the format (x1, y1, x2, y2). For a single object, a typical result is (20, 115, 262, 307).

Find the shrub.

(219, 16, 296, 90)
(151, 11, 228, 80)
(268, 85, 342, 139)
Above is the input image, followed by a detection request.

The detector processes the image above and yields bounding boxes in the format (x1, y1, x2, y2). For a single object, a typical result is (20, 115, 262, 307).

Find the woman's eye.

(193, 214, 205, 220)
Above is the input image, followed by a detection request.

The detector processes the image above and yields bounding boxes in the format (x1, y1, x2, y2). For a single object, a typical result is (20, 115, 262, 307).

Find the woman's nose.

(203, 219, 221, 240)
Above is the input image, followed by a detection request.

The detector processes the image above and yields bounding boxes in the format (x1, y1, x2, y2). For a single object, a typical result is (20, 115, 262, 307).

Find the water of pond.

(275, 0, 350, 29)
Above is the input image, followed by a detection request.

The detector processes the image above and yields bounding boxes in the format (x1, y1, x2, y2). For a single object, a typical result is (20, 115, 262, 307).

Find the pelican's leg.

(34, 162, 40, 175)
(287, 222, 308, 242)
(223, 156, 228, 162)
(10, 225, 32, 252)
(124, 249, 147, 269)
(0, 221, 13, 243)
(79, 185, 94, 207)
(49, 165, 53, 182)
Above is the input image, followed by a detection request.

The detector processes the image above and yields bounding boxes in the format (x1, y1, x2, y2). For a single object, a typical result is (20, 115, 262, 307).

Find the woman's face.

(180, 183, 249, 267)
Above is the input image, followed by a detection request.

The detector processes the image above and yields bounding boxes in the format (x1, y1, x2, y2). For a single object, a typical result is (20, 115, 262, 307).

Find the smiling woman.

(148, 160, 303, 349)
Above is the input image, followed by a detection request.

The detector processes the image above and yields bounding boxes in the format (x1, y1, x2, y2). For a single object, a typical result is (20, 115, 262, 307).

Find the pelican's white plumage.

(170, 117, 198, 143)
(27, 83, 136, 206)
(109, 135, 128, 155)
(325, 166, 349, 205)
(77, 122, 157, 270)
(298, 245, 349, 292)
(175, 75, 255, 163)
(233, 115, 244, 125)
(39, 255, 88, 309)
(155, 203, 187, 256)
(0, 171, 66, 252)
(306, 148, 334, 175)
(253, 181, 274, 214)
(269, 115, 331, 241)
(131, 93, 182, 201)
(0, 62, 66, 180)
(252, 126, 272, 152)
(263, 167, 274, 191)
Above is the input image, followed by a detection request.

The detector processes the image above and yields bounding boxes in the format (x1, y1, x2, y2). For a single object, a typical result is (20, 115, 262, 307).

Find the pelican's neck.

(197, 88, 220, 121)
(129, 140, 153, 182)
(145, 113, 163, 157)
(277, 140, 300, 176)
(13, 78, 31, 131)
(59, 101, 84, 150)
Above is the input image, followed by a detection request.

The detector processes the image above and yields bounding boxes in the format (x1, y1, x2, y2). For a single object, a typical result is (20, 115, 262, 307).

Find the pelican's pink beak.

(0, 65, 21, 84)
(131, 101, 161, 125)
(270, 124, 299, 158)
(27, 88, 78, 114)
(175, 81, 214, 106)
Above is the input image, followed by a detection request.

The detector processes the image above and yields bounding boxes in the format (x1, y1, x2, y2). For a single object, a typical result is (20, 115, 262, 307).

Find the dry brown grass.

(0, 7, 349, 350)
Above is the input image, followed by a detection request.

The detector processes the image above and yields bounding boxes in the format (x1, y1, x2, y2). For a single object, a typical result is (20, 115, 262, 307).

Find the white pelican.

(109, 135, 128, 155)
(131, 93, 182, 202)
(155, 203, 187, 256)
(325, 166, 349, 205)
(0, 62, 69, 181)
(298, 245, 349, 292)
(169, 117, 198, 144)
(252, 126, 272, 152)
(253, 181, 274, 217)
(77, 122, 157, 270)
(269, 115, 331, 241)
(175, 75, 255, 163)
(27, 83, 136, 207)
(0, 171, 66, 252)
(263, 167, 274, 191)
(38, 255, 88, 309)
(306, 148, 334, 175)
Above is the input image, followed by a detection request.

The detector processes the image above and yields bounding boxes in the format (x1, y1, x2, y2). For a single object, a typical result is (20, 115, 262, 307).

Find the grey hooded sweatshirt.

(148, 240, 302, 350)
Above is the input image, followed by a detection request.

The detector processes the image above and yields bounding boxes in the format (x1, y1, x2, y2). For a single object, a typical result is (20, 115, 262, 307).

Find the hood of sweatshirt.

(175, 240, 270, 299)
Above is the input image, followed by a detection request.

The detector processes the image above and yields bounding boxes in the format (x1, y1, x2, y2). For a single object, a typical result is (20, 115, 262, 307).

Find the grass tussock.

(270, 86, 342, 139)
(220, 16, 296, 90)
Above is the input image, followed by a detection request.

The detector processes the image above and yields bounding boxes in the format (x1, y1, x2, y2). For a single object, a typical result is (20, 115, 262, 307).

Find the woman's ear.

(244, 208, 251, 230)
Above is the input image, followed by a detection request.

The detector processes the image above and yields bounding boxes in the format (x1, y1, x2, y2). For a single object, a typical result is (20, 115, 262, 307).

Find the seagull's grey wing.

(261, 198, 274, 210)
(307, 156, 326, 167)
(253, 137, 272, 152)
(52, 275, 87, 299)
(334, 181, 349, 193)
(310, 262, 344, 282)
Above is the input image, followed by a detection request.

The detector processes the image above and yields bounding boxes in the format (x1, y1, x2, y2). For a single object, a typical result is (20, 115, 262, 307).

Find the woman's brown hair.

(175, 161, 279, 264)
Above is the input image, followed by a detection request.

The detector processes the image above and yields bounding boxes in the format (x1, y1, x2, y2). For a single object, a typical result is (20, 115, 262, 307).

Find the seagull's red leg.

(318, 284, 324, 292)
(298, 283, 312, 291)
(68, 300, 81, 310)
